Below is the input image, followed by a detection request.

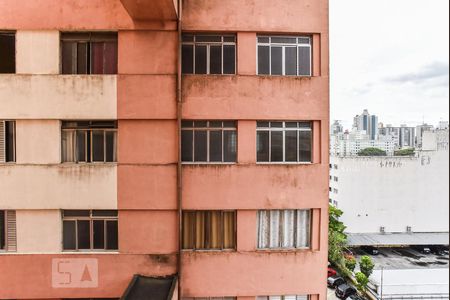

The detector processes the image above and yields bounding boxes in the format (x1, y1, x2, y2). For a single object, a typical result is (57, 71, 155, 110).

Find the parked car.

(328, 267, 337, 278)
(327, 275, 346, 288)
(335, 284, 357, 299)
(412, 245, 431, 254)
(343, 248, 355, 259)
(439, 245, 450, 255)
(346, 294, 365, 300)
(429, 245, 446, 256)
(361, 246, 380, 255)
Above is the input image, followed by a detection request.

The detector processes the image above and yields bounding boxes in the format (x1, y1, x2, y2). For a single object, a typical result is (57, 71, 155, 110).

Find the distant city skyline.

(330, 0, 449, 130)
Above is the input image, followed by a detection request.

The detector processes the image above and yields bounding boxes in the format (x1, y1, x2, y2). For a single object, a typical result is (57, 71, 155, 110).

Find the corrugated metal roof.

(347, 232, 449, 246)
(121, 275, 177, 300)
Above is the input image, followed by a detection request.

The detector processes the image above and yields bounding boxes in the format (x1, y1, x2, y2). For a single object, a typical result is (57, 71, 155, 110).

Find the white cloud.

(330, 0, 449, 129)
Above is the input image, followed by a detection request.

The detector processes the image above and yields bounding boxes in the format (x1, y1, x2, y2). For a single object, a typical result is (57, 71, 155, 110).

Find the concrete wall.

(330, 150, 450, 234)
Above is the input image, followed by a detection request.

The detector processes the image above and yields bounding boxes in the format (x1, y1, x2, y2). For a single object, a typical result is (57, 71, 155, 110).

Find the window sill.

(61, 250, 120, 254)
(255, 248, 312, 253)
(256, 74, 313, 78)
(182, 162, 237, 165)
(60, 162, 118, 165)
(181, 249, 236, 253)
(256, 162, 313, 165)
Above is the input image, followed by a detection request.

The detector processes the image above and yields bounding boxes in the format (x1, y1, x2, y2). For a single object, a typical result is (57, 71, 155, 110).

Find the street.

(327, 288, 339, 300)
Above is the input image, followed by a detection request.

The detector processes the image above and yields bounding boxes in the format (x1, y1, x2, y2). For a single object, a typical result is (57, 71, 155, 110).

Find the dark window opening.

(182, 34, 236, 75)
(61, 32, 118, 75)
(1, 120, 16, 163)
(0, 32, 15, 74)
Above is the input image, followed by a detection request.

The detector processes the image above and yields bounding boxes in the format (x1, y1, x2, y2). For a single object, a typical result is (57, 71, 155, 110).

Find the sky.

(330, 0, 450, 130)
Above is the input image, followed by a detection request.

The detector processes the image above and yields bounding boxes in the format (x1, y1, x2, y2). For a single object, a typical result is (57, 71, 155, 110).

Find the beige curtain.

(208, 211, 222, 249)
(195, 211, 206, 249)
(223, 211, 236, 249)
(182, 212, 196, 249)
(61, 130, 75, 162)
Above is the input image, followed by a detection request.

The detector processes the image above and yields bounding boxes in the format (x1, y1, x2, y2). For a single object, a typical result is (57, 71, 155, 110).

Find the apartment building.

(0, 0, 329, 299)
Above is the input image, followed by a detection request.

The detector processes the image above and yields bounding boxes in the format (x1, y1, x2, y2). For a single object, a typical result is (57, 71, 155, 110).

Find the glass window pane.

(209, 121, 222, 128)
(285, 47, 297, 75)
(61, 41, 75, 74)
(271, 131, 283, 162)
(257, 131, 270, 162)
(77, 42, 89, 74)
(195, 45, 207, 74)
(195, 211, 206, 249)
(286, 122, 298, 128)
(182, 212, 196, 249)
(92, 131, 105, 162)
(194, 131, 207, 162)
(0, 33, 16, 73)
(223, 211, 236, 249)
(105, 131, 117, 162)
(93, 220, 105, 249)
(209, 130, 223, 162)
(258, 211, 270, 249)
(271, 37, 297, 44)
(182, 45, 194, 74)
(271, 47, 283, 75)
(257, 37, 270, 43)
(223, 36, 236, 43)
(223, 121, 236, 128)
(196, 35, 222, 42)
(194, 121, 207, 128)
(77, 220, 91, 250)
(182, 130, 194, 162)
(181, 121, 194, 128)
(298, 37, 311, 44)
(224, 131, 237, 162)
(103, 41, 118, 74)
(207, 211, 223, 249)
(223, 45, 236, 74)
(285, 131, 298, 162)
(258, 46, 270, 75)
(298, 47, 311, 76)
(297, 210, 311, 248)
(182, 34, 194, 42)
(106, 220, 118, 250)
(90, 42, 105, 74)
(63, 220, 76, 250)
(63, 210, 90, 217)
(210, 45, 222, 74)
(76, 131, 87, 162)
(282, 210, 296, 248)
(269, 211, 280, 248)
(270, 122, 283, 128)
(62, 131, 75, 163)
(299, 131, 312, 162)
(92, 210, 118, 217)
(257, 121, 270, 128)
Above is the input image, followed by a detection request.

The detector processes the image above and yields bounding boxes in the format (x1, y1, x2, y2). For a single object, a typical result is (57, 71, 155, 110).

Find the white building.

(379, 124, 416, 149)
(329, 145, 449, 239)
(353, 109, 379, 140)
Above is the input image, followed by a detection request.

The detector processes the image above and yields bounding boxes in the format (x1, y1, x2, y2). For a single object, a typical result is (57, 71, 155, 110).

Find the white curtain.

(282, 210, 295, 248)
(61, 131, 75, 162)
(296, 210, 311, 248)
(269, 210, 280, 248)
(258, 211, 270, 248)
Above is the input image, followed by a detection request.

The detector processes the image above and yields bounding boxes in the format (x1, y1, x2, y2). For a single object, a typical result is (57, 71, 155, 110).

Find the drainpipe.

(176, 0, 183, 298)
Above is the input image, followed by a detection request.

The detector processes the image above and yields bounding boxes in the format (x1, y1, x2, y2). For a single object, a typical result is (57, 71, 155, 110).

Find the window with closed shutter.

(0, 210, 17, 252)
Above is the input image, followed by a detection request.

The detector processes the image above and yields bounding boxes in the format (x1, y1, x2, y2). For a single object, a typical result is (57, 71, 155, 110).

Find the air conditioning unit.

(406, 226, 412, 233)
(380, 226, 386, 234)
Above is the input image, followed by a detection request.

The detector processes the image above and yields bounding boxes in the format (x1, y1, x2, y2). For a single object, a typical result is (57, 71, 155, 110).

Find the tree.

(358, 147, 387, 156)
(328, 205, 348, 266)
(345, 256, 357, 272)
(360, 255, 375, 278)
(355, 272, 369, 292)
(394, 148, 415, 156)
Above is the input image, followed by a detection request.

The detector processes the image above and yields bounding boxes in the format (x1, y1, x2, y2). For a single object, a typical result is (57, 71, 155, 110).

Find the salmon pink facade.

(0, 0, 329, 299)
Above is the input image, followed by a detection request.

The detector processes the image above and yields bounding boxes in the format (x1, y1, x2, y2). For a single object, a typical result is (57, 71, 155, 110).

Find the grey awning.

(347, 232, 449, 246)
(121, 275, 178, 300)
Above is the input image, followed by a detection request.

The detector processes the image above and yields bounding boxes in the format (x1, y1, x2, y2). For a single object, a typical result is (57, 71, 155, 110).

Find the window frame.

(0, 120, 16, 163)
(60, 32, 118, 75)
(62, 210, 119, 252)
(61, 121, 118, 164)
(257, 209, 312, 251)
(256, 121, 313, 164)
(182, 210, 237, 251)
(0, 31, 16, 74)
(181, 121, 238, 164)
(257, 296, 310, 300)
(0, 210, 6, 251)
(256, 36, 312, 77)
(182, 34, 237, 75)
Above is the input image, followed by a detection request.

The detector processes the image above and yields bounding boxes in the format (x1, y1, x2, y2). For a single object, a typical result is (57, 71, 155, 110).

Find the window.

(257, 121, 312, 163)
(182, 34, 236, 75)
(182, 121, 237, 163)
(183, 298, 236, 300)
(257, 36, 312, 76)
(61, 121, 117, 163)
(257, 210, 311, 249)
(0, 32, 15, 73)
(62, 210, 118, 251)
(258, 296, 309, 300)
(182, 211, 236, 250)
(61, 32, 118, 74)
(334, 176, 338, 182)
(0, 210, 17, 252)
(0, 120, 16, 163)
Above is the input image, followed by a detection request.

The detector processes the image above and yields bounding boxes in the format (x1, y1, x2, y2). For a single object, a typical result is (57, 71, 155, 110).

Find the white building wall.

(330, 150, 449, 234)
